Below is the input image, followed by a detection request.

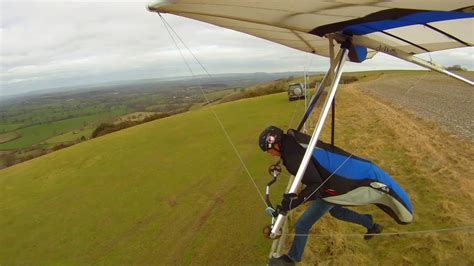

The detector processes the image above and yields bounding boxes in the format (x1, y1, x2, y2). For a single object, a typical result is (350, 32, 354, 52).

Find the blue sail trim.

(343, 11, 474, 35)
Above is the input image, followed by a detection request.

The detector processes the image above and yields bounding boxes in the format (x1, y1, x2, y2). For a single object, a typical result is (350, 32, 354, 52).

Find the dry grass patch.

(113, 112, 157, 124)
(0, 131, 20, 144)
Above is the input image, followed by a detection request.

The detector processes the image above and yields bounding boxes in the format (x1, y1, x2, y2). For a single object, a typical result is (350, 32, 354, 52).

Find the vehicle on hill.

(287, 83, 305, 101)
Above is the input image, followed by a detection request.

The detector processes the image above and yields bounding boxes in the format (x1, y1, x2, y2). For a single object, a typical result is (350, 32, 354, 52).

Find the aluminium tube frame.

(352, 35, 473, 86)
(270, 47, 349, 238)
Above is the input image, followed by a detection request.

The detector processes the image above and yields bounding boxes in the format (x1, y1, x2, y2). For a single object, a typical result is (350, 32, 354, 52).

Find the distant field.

(45, 127, 95, 144)
(188, 88, 237, 110)
(0, 110, 127, 150)
(113, 112, 157, 124)
(0, 124, 23, 133)
(0, 131, 20, 144)
(0, 150, 12, 156)
(0, 81, 242, 155)
(1, 104, 116, 126)
(218, 79, 290, 104)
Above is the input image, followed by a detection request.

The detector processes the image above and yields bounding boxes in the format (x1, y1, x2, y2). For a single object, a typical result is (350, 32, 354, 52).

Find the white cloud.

(1, 1, 473, 96)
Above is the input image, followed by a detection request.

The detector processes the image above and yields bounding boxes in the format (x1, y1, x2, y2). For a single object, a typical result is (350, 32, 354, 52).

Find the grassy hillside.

(0, 93, 306, 265)
(1, 79, 473, 265)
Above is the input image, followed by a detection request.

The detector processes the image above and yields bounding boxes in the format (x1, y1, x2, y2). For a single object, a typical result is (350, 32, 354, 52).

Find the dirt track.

(356, 72, 474, 142)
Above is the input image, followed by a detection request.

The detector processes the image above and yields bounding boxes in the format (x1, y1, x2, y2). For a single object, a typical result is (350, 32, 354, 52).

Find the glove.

(265, 206, 278, 218)
(278, 193, 299, 214)
(275, 205, 286, 216)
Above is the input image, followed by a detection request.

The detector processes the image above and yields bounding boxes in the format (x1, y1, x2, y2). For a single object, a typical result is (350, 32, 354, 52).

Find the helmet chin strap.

(271, 143, 281, 153)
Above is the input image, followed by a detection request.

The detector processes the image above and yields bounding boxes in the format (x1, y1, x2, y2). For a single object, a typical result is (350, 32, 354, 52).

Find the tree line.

(91, 112, 171, 138)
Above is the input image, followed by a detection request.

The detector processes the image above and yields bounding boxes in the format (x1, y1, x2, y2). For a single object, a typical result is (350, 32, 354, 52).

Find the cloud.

(1, 1, 473, 96)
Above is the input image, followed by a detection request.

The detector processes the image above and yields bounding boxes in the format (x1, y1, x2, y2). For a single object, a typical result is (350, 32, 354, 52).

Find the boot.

(268, 254, 295, 266)
(364, 223, 383, 240)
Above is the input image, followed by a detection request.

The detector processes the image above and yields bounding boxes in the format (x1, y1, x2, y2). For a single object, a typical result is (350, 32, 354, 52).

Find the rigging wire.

(399, 51, 434, 98)
(160, 16, 212, 78)
(158, 13, 267, 206)
(161, 13, 312, 204)
(400, 70, 430, 98)
(302, 53, 315, 132)
(299, 154, 353, 206)
(389, 51, 471, 137)
(287, 97, 302, 129)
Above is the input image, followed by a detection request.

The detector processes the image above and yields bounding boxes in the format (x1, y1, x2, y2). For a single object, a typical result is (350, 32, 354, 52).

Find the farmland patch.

(0, 131, 20, 144)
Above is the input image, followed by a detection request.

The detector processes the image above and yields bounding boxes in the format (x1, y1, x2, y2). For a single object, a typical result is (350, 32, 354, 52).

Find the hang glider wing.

(148, 1, 474, 62)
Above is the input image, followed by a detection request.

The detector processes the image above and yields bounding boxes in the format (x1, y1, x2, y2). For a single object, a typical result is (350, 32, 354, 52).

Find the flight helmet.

(259, 126, 283, 152)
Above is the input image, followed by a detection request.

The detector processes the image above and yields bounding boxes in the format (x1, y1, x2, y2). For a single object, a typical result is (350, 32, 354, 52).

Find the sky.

(1, 1, 473, 97)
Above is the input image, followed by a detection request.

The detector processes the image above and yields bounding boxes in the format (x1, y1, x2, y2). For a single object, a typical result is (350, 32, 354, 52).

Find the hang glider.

(148, 0, 473, 240)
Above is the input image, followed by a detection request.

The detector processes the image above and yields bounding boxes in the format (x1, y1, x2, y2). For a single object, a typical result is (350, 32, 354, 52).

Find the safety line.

(284, 224, 474, 237)
(302, 53, 314, 131)
(158, 14, 267, 206)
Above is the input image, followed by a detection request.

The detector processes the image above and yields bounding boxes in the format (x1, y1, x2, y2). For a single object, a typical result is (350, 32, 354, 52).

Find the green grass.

(0, 75, 472, 265)
(0, 93, 306, 265)
(0, 109, 128, 150)
(0, 124, 23, 133)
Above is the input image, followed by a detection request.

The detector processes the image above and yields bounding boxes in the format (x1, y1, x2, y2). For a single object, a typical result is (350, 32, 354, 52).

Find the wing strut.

(331, 98, 335, 146)
(352, 35, 474, 86)
(270, 46, 349, 238)
(329, 38, 336, 147)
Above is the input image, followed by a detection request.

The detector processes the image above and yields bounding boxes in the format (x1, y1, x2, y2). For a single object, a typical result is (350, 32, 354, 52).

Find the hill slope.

(0, 93, 305, 265)
(1, 78, 473, 265)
